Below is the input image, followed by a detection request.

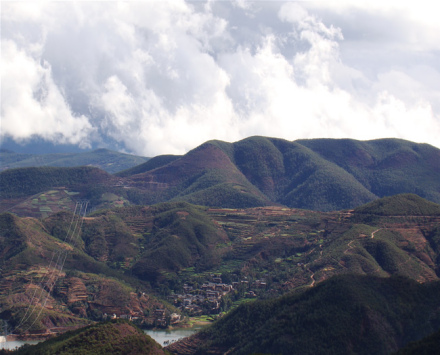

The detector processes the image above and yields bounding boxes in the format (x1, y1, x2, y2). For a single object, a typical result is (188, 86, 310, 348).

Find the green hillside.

(297, 138, 440, 204)
(168, 275, 440, 355)
(0, 212, 168, 334)
(0, 166, 148, 217)
(78, 202, 230, 284)
(127, 141, 272, 208)
(0, 149, 148, 174)
(12, 319, 170, 355)
(124, 136, 440, 211)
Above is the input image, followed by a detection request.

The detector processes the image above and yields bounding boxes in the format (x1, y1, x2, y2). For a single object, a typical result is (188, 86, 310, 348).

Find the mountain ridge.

(1, 137, 439, 216)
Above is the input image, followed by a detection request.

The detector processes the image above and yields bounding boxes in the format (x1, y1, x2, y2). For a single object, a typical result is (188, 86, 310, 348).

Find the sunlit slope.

(0, 212, 166, 334)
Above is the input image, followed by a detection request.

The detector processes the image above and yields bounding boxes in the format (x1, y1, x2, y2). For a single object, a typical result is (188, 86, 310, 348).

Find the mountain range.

(1, 137, 440, 216)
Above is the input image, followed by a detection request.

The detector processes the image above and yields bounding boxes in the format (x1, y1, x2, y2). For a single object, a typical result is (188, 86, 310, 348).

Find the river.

(0, 338, 40, 351)
(144, 325, 204, 347)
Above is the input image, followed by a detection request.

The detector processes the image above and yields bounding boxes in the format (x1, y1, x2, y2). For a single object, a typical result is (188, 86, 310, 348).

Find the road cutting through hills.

(371, 228, 382, 238)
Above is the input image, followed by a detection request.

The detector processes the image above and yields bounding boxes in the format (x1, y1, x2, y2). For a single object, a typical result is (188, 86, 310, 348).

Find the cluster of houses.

(101, 275, 267, 327)
(104, 308, 181, 328)
(151, 308, 181, 327)
(168, 275, 267, 316)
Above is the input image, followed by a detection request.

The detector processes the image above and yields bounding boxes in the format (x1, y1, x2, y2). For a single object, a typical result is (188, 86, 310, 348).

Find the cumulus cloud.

(1, 39, 94, 147)
(1, 1, 439, 155)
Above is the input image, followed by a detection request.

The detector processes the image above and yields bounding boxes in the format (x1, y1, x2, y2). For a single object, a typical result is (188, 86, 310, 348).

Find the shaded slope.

(0, 167, 140, 217)
(230, 137, 376, 210)
(395, 329, 440, 355)
(167, 275, 440, 355)
(13, 319, 170, 355)
(83, 202, 231, 284)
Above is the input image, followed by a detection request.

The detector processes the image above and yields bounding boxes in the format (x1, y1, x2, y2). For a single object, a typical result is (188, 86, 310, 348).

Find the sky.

(2, 0, 440, 157)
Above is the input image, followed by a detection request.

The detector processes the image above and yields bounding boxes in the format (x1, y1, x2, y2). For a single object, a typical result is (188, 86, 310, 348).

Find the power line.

(12, 201, 88, 335)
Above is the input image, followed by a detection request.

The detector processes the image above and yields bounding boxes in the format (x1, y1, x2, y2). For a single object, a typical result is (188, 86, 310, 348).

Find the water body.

(0, 326, 205, 350)
(144, 325, 204, 347)
(0, 339, 40, 351)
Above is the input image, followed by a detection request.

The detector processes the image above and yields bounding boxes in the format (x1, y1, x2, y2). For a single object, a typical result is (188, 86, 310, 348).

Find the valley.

(1, 195, 439, 339)
(1, 137, 440, 354)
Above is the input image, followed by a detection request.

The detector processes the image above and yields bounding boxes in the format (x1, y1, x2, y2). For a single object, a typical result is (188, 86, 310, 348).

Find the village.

(167, 274, 267, 318)
(97, 275, 267, 329)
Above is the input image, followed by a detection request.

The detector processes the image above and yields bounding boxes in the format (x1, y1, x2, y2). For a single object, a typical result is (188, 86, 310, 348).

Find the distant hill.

(0, 166, 115, 199)
(115, 154, 181, 177)
(0, 148, 148, 174)
(167, 275, 440, 355)
(12, 319, 170, 355)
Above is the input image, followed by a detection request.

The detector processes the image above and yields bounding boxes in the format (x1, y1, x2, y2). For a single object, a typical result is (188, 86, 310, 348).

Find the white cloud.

(1, 1, 439, 155)
(1, 39, 94, 147)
